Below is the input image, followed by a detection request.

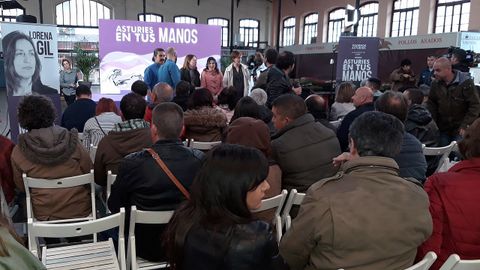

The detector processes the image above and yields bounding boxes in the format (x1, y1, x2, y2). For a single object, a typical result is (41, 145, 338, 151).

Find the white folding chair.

(281, 189, 306, 231)
(90, 144, 98, 162)
(28, 208, 127, 270)
(423, 141, 457, 173)
(188, 139, 222, 151)
(127, 206, 173, 270)
(105, 170, 118, 214)
(405, 251, 437, 270)
(251, 189, 288, 242)
(23, 171, 97, 242)
(439, 254, 480, 270)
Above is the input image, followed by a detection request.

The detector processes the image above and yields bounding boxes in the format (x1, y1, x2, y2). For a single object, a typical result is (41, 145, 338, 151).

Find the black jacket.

(393, 132, 427, 183)
(180, 68, 201, 87)
(405, 104, 439, 147)
(182, 221, 289, 270)
(108, 139, 204, 261)
(266, 66, 293, 108)
(336, 103, 375, 152)
(61, 98, 96, 132)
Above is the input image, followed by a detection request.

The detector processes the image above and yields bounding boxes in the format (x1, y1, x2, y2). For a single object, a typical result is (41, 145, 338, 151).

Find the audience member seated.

(230, 96, 261, 124)
(0, 210, 46, 269)
(271, 94, 340, 192)
(165, 144, 288, 270)
(417, 118, 480, 270)
(250, 88, 274, 133)
(330, 82, 355, 121)
(280, 111, 432, 270)
(82, 98, 123, 150)
(365, 77, 383, 99)
(375, 91, 427, 183)
(427, 57, 480, 146)
(108, 102, 204, 261)
(172, 81, 192, 111)
(0, 136, 15, 205)
(94, 93, 152, 186)
(144, 82, 174, 124)
(184, 88, 227, 142)
(336, 87, 375, 152)
(61, 84, 96, 132)
(305, 94, 336, 133)
(390, 58, 416, 92)
(131, 80, 149, 98)
(217, 86, 237, 123)
(403, 88, 439, 147)
(226, 117, 282, 220)
(11, 95, 92, 221)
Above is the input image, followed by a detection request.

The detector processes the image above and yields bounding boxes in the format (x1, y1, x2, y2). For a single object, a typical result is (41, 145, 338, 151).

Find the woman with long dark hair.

(165, 144, 288, 270)
(201, 57, 223, 100)
(3, 31, 57, 96)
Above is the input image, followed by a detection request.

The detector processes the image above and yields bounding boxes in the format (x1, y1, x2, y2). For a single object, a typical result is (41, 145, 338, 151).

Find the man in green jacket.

(427, 57, 480, 146)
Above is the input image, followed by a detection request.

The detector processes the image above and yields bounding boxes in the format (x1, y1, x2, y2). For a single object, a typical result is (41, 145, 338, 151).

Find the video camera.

(446, 46, 478, 67)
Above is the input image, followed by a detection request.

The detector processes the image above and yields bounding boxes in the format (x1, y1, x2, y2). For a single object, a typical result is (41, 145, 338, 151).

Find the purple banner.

(99, 19, 221, 94)
(336, 37, 379, 84)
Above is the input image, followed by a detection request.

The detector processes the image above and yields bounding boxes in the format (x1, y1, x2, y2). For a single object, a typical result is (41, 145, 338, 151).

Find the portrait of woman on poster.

(3, 31, 58, 96)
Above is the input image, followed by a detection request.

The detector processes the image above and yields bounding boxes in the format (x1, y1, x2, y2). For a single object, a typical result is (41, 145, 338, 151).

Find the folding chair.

(251, 189, 288, 242)
(281, 189, 306, 231)
(23, 171, 97, 241)
(28, 208, 127, 270)
(90, 144, 98, 162)
(405, 251, 437, 270)
(423, 141, 457, 173)
(188, 139, 222, 151)
(127, 206, 173, 270)
(439, 254, 480, 270)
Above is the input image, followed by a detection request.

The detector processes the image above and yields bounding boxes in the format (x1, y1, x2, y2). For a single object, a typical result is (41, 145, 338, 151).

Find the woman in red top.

(417, 118, 480, 269)
(200, 57, 223, 101)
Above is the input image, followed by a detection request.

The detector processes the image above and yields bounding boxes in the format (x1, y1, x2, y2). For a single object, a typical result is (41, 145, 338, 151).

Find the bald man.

(427, 57, 480, 146)
(336, 87, 375, 151)
(144, 82, 174, 124)
(305, 94, 337, 132)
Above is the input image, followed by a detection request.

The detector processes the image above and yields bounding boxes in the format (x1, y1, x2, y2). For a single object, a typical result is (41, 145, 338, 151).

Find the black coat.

(265, 66, 293, 108)
(108, 139, 204, 261)
(405, 104, 439, 147)
(61, 98, 96, 132)
(336, 103, 375, 152)
(180, 68, 201, 87)
(181, 221, 289, 270)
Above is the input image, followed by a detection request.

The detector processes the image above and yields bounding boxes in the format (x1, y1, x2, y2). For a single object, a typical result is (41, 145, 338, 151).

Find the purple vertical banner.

(98, 19, 221, 94)
(336, 37, 379, 85)
(1, 22, 61, 143)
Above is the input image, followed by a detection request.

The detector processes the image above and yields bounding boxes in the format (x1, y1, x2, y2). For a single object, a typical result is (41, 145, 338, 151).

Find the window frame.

(282, 16, 296, 47)
(358, 1, 378, 37)
(239, 18, 260, 48)
(303, 12, 318, 45)
(327, 8, 346, 43)
(390, 0, 420, 37)
(173, 15, 197, 24)
(138, 13, 163, 23)
(208, 17, 229, 47)
(0, 8, 25, 22)
(55, 0, 112, 28)
(434, 0, 470, 33)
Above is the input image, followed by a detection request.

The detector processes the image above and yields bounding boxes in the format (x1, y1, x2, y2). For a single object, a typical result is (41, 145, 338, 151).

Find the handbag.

(146, 148, 190, 200)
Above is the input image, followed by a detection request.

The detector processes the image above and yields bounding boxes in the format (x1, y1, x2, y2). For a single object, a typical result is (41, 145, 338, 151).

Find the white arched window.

(282, 17, 295, 47)
(327, 8, 345, 43)
(391, 0, 420, 37)
(435, 0, 470, 33)
(303, 13, 318, 44)
(358, 2, 378, 37)
(174, 15, 197, 24)
(208, 18, 229, 47)
(138, 13, 163, 23)
(56, 0, 111, 27)
(0, 8, 24, 22)
(239, 19, 259, 47)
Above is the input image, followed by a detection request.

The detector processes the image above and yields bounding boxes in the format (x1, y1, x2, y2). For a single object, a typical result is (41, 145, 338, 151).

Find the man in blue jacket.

(143, 48, 165, 90)
(157, 47, 180, 89)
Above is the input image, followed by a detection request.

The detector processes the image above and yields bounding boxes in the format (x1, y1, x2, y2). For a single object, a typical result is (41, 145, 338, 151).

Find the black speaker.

(15, 14, 37, 23)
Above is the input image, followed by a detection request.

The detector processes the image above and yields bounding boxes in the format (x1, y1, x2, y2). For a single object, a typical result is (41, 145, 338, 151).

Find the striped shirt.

(83, 112, 123, 150)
